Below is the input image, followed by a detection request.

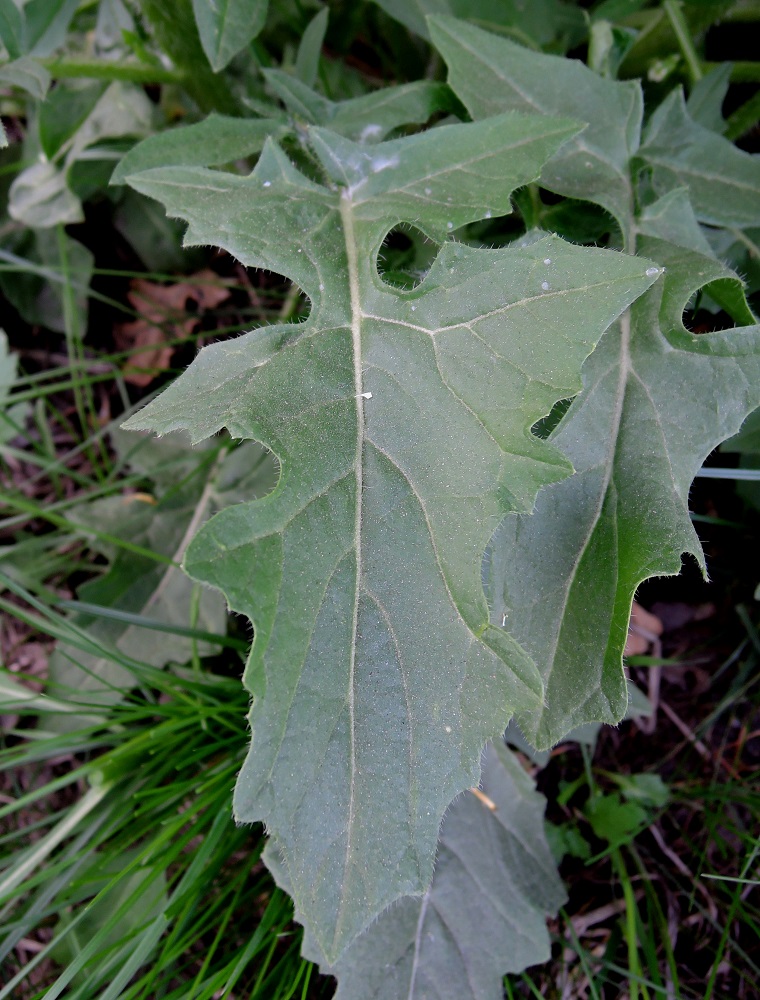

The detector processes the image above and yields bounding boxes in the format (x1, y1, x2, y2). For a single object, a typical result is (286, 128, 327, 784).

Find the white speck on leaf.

(370, 155, 400, 174)
(263, 180, 271, 188)
(359, 123, 382, 141)
(645, 267, 661, 277)
(541, 281, 550, 291)
(544, 258, 551, 265)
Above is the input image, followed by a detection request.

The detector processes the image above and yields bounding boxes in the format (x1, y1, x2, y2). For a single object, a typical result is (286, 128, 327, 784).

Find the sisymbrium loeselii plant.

(1, 1, 759, 996)
(114, 13, 760, 995)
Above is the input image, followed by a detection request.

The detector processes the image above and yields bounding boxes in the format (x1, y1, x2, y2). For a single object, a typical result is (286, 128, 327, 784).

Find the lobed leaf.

(485, 240, 760, 747)
(122, 115, 658, 959)
(429, 15, 643, 234)
(432, 15, 760, 749)
(637, 88, 760, 231)
(268, 741, 566, 1000)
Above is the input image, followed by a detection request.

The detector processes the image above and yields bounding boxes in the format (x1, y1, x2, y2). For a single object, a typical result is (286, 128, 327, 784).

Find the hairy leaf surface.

(121, 116, 657, 958)
(637, 88, 760, 231)
(486, 240, 760, 746)
(268, 741, 565, 1000)
(111, 115, 287, 181)
(429, 15, 643, 233)
(435, 14, 760, 748)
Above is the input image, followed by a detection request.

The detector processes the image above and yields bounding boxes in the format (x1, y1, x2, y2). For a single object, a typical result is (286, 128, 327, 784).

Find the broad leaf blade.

(268, 741, 565, 1000)
(638, 189, 757, 326)
(486, 242, 760, 747)
(638, 88, 760, 230)
(192, 0, 267, 72)
(429, 15, 643, 233)
(264, 69, 453, 141)
(122, 117, 657, 959)
(111, 115, 286, 184)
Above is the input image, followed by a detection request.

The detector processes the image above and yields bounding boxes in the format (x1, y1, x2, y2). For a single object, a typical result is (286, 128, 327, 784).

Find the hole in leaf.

(465, 210, 522, 248)
(683, 280, 753, 334)
(376, 224, 439, 290)
(539, 196, 616, 246)
(531, 397, 574, 439)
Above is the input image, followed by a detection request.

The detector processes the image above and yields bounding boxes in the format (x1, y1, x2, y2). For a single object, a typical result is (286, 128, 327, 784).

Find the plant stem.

(41, 57, 185, 85)
(664, 0, 703, 85)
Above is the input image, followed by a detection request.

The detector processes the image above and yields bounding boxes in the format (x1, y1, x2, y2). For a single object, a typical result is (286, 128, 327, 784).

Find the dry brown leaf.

(114, 269, 230, 386)
(624, 601, 664, 657)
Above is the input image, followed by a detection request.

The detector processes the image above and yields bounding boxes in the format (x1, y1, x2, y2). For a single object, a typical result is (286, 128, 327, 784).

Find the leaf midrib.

(337, 189, 363, 948)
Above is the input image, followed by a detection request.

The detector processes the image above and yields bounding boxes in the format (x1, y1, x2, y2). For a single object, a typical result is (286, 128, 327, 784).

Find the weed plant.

(0, 1, 759, 997)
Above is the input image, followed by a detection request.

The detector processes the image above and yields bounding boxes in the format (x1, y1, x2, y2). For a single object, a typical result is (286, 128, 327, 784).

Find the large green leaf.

(429, 15, 643, 235)
(121, 117, 657, 959)
(432, 14, 760, 749)
(637, 88, 760, 231)
(191, 0, 267, 72)
(485, 240, 760, 747)
(268, 741, 565, 999)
